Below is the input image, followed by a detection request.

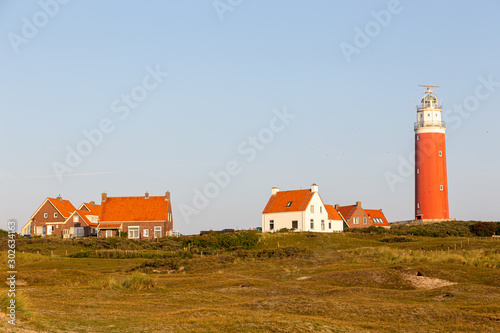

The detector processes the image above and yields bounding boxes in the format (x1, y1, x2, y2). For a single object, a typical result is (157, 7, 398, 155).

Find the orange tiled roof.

(81, 202, 101, 216)
(324, 205, 343, 221)
(100, 196, 169, 222)
(97, 223, 122, 229)
(337, 205, 356, 220)
(365, 209, 390, 227)
(47, 198, 76, 218)
(262, 189, 314, 214)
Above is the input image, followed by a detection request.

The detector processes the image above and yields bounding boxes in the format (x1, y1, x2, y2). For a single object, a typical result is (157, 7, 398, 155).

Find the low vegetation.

(1, 223, 499, 332)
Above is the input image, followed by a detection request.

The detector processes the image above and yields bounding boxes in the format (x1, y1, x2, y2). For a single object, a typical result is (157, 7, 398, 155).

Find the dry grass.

(0, 233, 499, 332)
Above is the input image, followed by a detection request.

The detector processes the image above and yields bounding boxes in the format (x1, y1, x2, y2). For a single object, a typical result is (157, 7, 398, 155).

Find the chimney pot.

(334, 204, 340, 210)
(145, 192, 149, 199)
(57, 194, 63, 202)
(356, 201, 362, 207)
(165, 191, 171, 201)
(271, 187, 279, 196)
(102, 192, 107, 203)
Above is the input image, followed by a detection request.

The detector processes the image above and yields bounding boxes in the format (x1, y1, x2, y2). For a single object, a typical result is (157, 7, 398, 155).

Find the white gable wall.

(262, 192, 343, 232)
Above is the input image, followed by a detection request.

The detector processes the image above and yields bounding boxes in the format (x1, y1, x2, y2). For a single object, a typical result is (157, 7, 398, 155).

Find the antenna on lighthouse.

(419, 85, 440, 93)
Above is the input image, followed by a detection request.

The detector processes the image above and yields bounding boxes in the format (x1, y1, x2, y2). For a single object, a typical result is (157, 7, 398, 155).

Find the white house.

(262, 184, 344, 233)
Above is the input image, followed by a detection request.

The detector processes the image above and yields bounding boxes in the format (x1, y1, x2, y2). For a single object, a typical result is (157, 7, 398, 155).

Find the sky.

(1, 0, 499, 235)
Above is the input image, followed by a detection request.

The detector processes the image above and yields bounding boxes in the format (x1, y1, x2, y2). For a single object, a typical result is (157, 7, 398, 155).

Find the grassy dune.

(1, 232, 499, 332)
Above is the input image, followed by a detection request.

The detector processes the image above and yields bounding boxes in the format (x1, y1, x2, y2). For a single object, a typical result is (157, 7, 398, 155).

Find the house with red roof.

(336, 202, 390, 229)
(97, 191, 173, 239)
(262, 184, 344, 232)
(61, 210, 99, 238)
(21, 196, 76, 236)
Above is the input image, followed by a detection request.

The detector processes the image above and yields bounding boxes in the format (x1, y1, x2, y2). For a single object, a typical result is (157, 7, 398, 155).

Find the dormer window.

(286, 201, 292, 207)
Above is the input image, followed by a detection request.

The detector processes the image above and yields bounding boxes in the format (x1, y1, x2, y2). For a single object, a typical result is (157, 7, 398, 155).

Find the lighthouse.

(414, 86, 449, 220)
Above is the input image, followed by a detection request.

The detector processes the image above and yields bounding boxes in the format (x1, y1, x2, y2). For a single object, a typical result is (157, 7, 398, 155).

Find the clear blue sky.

(1, 1, 499, 234)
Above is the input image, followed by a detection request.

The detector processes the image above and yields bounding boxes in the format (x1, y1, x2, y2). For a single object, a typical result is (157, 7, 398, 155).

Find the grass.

(0, 232, 499, 332)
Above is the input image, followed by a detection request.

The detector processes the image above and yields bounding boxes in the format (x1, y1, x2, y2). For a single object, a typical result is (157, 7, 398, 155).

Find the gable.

(262, 190, 314, 214)
(324, 205, 343, 221)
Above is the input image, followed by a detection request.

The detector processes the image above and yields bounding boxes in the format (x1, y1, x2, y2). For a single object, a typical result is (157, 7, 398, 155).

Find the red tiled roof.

(47, 198, 76, 218)
(81, 202, 101, 216)
(97, 223, 122, 229)
(324, 205, 343, 221)
(262, 190, 314, 214)
(365, 209, 390, 227)
(337, 205, 356, 220)
(100, 196, 170, 222)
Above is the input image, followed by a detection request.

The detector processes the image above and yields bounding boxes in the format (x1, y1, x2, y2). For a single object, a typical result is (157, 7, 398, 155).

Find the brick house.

(336, 202, 390, 229)
(61, 210, 99, 238)
(21, 196, 76, 236)
(262, 184, 344, 232)
(97, 191, 173, 239)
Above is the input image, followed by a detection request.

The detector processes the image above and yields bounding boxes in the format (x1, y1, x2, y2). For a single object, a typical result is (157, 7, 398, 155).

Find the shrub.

(469, 222, 499, 237)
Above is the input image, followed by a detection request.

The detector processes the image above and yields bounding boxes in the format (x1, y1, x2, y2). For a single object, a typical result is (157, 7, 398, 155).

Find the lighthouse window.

(440, 185, 444, 191)
(439, 151, 442, 156)
(417, 203, 420, 209)
(417, 135, 420, 141)
(417, 169, 420, 174)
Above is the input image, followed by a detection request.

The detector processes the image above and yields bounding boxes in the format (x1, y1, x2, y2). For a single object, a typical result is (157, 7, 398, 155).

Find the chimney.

(89, 201, 95, 207)
(57, 194, 63, 202)
(102, 192, 107, 203)
(165, 191, 170, 201)
(334, 204, 340, 210)
(356, 201, 362, 208)
(311, 184, 318, 193)
(145, 192, 149, 199)
(271, 187, 279, 196)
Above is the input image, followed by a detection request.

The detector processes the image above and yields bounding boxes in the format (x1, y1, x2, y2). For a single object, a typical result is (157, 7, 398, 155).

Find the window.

(64, 229, 69, 235)
(106, 230, 113, 238)
(73, 215, 79, 223)
(56, 225, 59, 229)
(310, 205, 314, 213)
(128, 227, 140, 239)
(44, 213, 48, 218)
(320, 206, 322, 213)
(54, 213, 58, 218)
(292, 221, 298, 229)
(74, 227, 84, 237)
(91, 228, 95, 234)
(310, 219, 314, 229)
(329, 222, 332, 229)
(286, 201, 292, 207)
(417, 202, 420, 209)
(440, 185, 444, 191)
(321, 220, 325, 230)
(417, 135, 420, 141)
(439, 151, 442, 157)
(154, 226, 162, 238)
(353, 217, 359, 224)
(269, 220, 274, 230)
(417, 169, 420, 174)
(363, 217, 367, 225)
(143, 229, 149, 237)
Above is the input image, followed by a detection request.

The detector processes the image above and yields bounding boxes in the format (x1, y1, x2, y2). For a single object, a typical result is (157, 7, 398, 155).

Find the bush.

(380, 236, 415, 243)
(469, 222, 499, 237)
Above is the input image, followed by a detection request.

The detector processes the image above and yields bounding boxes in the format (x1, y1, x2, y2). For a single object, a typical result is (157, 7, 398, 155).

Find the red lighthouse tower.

(414, 86, 449, 220)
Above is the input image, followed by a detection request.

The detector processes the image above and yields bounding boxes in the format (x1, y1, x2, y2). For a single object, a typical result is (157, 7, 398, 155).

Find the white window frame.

(353, 217, 359, 224)
(106, 230, 113, 238)
(310, 219, 314, 229)
(54, 213, 58, 218)
(154, 226, 162, 238)
(440, 185, 444, 191)
(44, 213, 48, 218)
(363, 217, 367, 225)
(143, 229, 149, 238)
(321, 220, 325, 230)
(73, 215, 79, 223)
(310, 205, 314, 213)
(439, 151, 442, 157)
(128, 226, 140, 239)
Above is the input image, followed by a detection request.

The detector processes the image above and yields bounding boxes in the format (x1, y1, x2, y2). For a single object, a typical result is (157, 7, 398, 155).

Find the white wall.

(262, 193, 343, 232)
